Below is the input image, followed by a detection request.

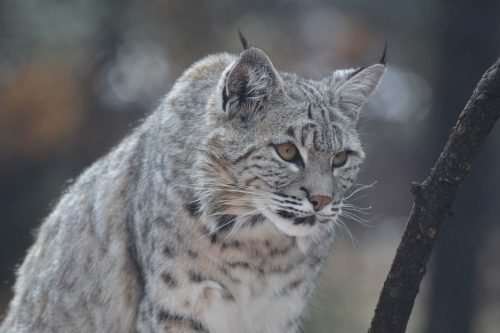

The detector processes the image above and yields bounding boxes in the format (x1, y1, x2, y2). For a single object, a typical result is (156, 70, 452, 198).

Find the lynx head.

(199, 41, 385, 238)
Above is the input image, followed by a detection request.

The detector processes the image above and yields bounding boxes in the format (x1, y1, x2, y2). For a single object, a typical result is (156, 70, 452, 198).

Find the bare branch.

(368, 57, 500, 333)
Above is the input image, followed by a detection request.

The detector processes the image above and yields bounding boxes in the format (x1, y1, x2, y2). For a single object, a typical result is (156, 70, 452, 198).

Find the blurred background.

(1, 0, 500, 332)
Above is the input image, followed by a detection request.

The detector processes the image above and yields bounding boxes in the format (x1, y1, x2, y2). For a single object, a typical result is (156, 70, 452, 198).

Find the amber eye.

(276, 143, 299, 162)
(332, 151, 348, 168)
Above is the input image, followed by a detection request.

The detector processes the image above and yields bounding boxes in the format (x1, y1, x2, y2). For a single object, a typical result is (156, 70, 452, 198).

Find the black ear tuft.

(380, 40, 388, 65)
(237, 29, 250, 50)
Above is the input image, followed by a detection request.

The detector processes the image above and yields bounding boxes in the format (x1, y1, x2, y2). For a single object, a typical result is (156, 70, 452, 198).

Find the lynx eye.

(332, 151, 348, 168)
(276, 143, 299, 162)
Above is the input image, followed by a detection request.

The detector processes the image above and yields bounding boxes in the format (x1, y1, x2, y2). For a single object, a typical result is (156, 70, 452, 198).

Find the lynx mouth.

(276, 210, 316, 226)
(256, 203, 317, 237)
(293, 215, 316, 226)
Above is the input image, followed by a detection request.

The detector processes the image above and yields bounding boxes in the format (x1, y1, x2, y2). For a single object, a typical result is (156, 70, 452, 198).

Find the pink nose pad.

(310, 195, 332, 211)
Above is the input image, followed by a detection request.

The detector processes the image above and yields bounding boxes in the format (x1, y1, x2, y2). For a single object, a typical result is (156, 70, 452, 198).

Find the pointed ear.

(332, 64, 386, 121)
(222, 48, 283, 122)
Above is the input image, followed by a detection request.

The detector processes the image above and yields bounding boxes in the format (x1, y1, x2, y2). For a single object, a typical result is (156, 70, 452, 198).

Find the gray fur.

(1, 45, 384, 333)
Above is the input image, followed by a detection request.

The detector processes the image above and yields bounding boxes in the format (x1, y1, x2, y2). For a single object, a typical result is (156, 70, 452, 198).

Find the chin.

(257, 203, 317, 237)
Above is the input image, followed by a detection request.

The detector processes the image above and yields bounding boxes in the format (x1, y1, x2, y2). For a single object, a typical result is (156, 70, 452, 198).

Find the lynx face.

(200, 46, 385, 237)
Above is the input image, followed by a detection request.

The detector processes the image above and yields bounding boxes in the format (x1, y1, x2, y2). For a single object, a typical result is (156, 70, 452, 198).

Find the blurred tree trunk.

(427, 1, 500, 332)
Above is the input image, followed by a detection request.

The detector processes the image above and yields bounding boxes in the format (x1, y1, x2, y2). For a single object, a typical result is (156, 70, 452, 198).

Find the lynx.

(1, 35, 385, 332)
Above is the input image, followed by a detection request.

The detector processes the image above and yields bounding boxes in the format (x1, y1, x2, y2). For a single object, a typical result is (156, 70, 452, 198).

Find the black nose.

(309, 195, 332, 211)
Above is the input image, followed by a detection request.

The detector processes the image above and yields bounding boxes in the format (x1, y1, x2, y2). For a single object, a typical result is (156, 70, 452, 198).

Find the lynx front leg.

(136, 298, 208, 333)
(135, 265, 223, 333)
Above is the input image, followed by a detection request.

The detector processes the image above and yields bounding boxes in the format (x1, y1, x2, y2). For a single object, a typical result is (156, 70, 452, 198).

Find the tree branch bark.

(368, 57, 500, 333)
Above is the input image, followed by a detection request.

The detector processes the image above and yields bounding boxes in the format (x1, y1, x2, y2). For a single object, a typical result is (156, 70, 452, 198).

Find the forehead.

(266, 78, 352, 154)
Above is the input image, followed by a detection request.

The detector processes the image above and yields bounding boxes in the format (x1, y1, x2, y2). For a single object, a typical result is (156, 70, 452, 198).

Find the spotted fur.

(1, 43, 385, 333)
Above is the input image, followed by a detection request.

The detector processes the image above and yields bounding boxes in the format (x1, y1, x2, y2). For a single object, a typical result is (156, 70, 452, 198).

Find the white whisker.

(344, 181, 377, 200)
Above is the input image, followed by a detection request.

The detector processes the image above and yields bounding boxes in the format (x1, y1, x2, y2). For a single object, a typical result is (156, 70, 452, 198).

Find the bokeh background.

(1, 0, 500, 332)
